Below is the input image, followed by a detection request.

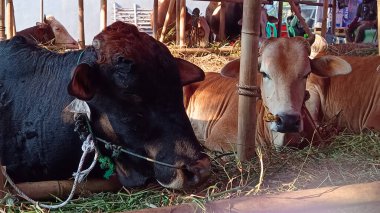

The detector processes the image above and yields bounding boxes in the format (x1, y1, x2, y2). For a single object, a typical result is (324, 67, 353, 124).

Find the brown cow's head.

(221, 36, 351, 147)
(68, 21, 209, 189)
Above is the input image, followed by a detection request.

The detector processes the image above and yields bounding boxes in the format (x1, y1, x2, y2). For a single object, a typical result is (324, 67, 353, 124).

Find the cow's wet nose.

(275, 113, 301, 133)
(183, 157, 211, 186)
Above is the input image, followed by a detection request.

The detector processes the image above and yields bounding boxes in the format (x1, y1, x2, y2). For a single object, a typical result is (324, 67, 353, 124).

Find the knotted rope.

(1, 134, 99, 209)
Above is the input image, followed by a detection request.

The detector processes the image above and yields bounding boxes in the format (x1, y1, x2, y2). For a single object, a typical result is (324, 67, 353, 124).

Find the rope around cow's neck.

(1, 134, 99, 209)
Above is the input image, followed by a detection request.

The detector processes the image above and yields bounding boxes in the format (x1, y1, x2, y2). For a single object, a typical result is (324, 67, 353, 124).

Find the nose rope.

(75, 114, 182, 169)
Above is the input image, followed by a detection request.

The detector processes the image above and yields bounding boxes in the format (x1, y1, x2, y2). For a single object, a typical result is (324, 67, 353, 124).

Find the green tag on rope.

(98, 156, 115, 180)
(304, 34, 309, 38)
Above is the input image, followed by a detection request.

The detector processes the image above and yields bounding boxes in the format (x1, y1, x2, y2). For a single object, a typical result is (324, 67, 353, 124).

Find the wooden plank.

(179, 0, 186, 47)
(219, 2, 226, 41)
(153, 0, 158, 39)
(0, 0, 5, 40)
(5, 0, 14, 39)
(78, 0, 85, 49)
(40, 0, 44, 23)
(128, 181, 380, 213)
(321, 0, 329, 37)
(100, 0, 107, 30)
(276, 1, 283, 38)
(193, 0, 333, 7)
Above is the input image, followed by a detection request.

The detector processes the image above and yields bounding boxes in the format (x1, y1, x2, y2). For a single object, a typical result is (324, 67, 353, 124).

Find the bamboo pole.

(159, 0, 175, 42)
(100, 0, 107, 31)
(0, 0, 5, 41)
(219, 2, 226, 41)
(331, 0, 336, 36)
(11, 178, 122, 200)
(179, 0, 186, 47)
(153, 0, 158, 39)
(5, 0, 14, 39)
(176, 0, 180, 45)
(10, 0, 14, 35)
(40, 0, 44, 23)
(378, 0, 380, 55)
(237, 0, 261, 161)
(288, 0, 313, 38)
(321, 0, 329, 38)
(78, 0, 85, 49)
(276, 1, 283, 37)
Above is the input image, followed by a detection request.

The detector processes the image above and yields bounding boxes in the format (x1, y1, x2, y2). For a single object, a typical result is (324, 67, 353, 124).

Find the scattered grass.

(2, 131, 379, 212)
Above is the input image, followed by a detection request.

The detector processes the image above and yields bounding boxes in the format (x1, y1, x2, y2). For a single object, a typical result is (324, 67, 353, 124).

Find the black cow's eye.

(260, 71, 270, 79)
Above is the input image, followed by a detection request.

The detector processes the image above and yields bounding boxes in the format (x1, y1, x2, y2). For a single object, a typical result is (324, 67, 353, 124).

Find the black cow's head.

(67, 21, 210, 189)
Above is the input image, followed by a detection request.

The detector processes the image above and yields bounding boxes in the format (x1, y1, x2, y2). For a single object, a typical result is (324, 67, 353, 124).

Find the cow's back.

(309, 56, 380, 132)
(0, 37, 83, 182)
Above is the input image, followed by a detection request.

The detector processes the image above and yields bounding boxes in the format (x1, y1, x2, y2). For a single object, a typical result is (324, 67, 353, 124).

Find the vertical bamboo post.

(237, 0, 261, 161)
(0, 0, 5, 40)
(276, 1, 283, 37)
(331, 0, 336, 37)
(321, 0, 329, 38)
(100, 0, 107, 30)
(175, 0, 180, 45)
(179, 0, 186, 47)
(153, 0, 158, 39)
(10, 0, 14, 35)
(378, 0, 380, 55)
(78, 0, 85, 49)
(159, 0, 175, 42)
(40, 0, 44, 23)
(5, 0, 14, 39)
(288, 0, 313, 38)
(219, 1, 226, 41)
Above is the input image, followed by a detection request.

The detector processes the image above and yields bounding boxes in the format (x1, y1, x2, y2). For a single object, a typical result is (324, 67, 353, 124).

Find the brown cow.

(16, 15, 78, 49)
(151, 0, 210, 47)
(185, 37, 351, 155)
(308, 35, 380, 132)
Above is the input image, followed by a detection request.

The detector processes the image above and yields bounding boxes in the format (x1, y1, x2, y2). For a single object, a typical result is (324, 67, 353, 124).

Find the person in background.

(286, 3, 306, 37)
(345, 0, 377, 43)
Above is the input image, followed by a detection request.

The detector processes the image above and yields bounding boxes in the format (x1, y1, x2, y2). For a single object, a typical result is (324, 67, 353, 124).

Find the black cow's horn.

(92, 39, 101, 49)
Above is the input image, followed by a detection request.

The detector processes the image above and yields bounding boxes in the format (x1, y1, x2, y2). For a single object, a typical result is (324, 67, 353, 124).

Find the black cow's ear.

(176, 58, 205, 86)
(68, 64, 96, 101)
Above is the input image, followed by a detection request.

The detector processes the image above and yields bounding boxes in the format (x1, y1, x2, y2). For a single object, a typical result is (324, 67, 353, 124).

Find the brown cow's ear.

(68, 64, 96, 101)
(310, 56, 351, 77)
(221, 58, 240, 78)
(176, 58, 205, 86)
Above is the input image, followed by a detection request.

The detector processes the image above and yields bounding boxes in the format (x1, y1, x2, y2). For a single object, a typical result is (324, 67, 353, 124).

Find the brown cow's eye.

(260, 71, 270, 80)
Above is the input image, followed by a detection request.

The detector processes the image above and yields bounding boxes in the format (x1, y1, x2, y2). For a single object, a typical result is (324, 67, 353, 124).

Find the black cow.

(0, 21, 210, 189)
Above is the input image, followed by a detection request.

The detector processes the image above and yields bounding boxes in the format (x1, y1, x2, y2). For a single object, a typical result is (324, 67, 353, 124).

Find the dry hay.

(326, 43, 378, 56)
